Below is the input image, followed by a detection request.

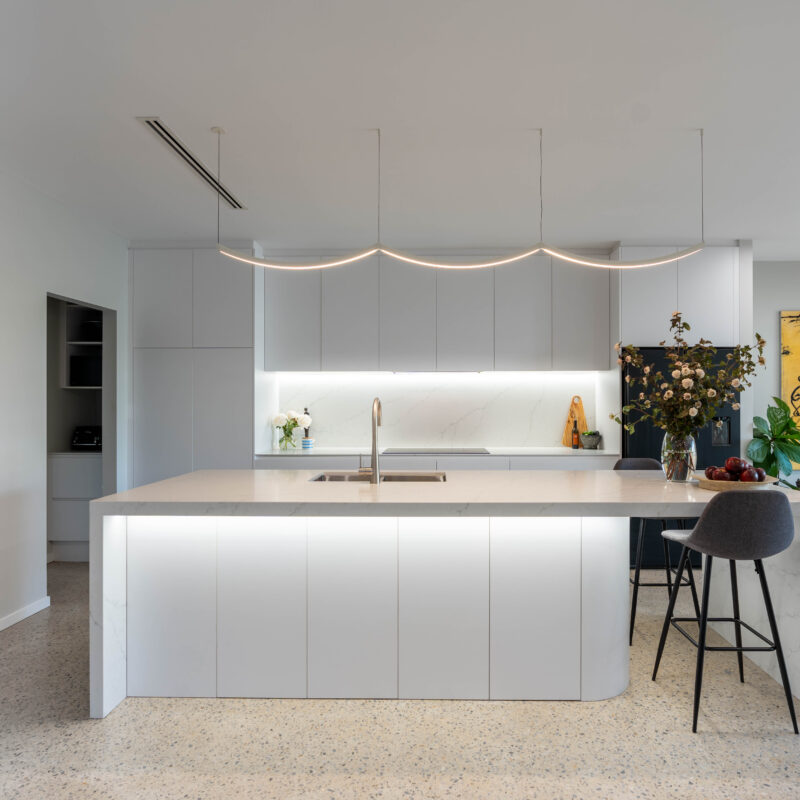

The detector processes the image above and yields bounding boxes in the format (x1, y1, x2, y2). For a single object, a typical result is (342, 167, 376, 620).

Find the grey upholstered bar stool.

(614, 458, 700, 644)
(652, 490, 798, 733)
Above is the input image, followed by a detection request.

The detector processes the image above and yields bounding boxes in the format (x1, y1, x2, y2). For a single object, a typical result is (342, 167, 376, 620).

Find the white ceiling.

(3, 1, 800, 258)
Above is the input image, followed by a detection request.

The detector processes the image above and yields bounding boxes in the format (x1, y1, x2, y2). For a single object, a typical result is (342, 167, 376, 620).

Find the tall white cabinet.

(131, 246, 255, 486)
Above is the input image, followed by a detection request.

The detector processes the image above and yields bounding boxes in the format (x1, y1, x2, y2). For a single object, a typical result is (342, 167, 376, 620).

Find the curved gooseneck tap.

(371, 397, 382, 484)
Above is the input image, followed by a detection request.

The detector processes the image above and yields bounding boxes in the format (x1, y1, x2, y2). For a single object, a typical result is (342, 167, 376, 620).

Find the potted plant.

(746, 397, 800, 489)
(612, 312, 766, 481)
(580, 430, 602, 449)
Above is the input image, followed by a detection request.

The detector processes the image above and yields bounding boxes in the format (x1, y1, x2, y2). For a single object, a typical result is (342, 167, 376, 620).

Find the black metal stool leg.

(685, 558, 701, 618)
(630, 518, 645, 645)
(662, 535, 673, 599)
(729, 560, 745, 683)
(755, 559, 799, 734)
(692, 555, 714, 733)
(652, 546, 689, 681)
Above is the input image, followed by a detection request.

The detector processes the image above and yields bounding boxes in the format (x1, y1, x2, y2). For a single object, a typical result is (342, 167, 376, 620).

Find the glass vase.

(660, 432, 697, 482)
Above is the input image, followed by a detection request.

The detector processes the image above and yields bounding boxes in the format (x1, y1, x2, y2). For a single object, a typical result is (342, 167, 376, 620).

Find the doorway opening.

(46, 294, 117, 567)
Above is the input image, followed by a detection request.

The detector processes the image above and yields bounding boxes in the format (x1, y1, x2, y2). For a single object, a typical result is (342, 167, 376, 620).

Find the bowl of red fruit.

(696, 457, 778, 491)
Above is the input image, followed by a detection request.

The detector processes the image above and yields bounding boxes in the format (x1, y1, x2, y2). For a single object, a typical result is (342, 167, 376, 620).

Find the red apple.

(754, 467, 767, 482)
(739, 468, 758, 482)
(712, 468, 732, 481)
(725, 457, 747, 475)
(704, 466, 717, 480)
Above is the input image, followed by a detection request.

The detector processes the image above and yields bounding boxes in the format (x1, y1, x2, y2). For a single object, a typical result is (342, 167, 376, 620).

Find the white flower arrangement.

(274, 409, 313, 449)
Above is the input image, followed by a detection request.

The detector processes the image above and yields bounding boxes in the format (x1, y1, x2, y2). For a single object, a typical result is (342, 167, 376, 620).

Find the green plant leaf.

(767, 404, 790, 435)
(746, 438, 769, 463)
(773, 396, 791, 414)
(774, 446, 794, 476)
(774, 440, 800, 463)
(763, 454, 779, 477)
(753, 416, 770, 434)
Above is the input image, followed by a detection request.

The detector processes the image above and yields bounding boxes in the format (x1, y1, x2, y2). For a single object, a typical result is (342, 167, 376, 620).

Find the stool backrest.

(685, 491, 795, 561)
(613, 457, 662, 471)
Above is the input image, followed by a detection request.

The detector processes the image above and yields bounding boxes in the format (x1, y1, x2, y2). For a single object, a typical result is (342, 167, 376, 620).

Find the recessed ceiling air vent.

(137, 117, 245, 209)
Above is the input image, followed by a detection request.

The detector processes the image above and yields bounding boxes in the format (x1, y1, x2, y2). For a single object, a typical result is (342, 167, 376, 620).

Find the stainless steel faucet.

(371, 397, 382, 484)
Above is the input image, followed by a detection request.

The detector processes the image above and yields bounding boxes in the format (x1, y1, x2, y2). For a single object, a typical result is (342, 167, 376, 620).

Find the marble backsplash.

(264, 371, 607, 449)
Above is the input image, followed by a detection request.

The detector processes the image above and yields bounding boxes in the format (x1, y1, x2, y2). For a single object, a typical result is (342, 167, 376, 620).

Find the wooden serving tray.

(695, 473, 779, 492)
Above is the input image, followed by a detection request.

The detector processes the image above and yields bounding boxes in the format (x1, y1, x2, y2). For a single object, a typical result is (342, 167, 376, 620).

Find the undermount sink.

(311, 471, 447, 483)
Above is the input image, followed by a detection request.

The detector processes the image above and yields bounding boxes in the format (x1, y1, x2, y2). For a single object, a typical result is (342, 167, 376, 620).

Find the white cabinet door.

(677, 247, 737, 345)
(132, 249, 193, 348)
(264, 269, 321, 370)
(494, 255, 552, 369)
(49, 454, 103, 498)
(436, 269, 494, 371)
(552, 262, 610, 369)
(490, 518, 581, 699)
(307, 518, 398, 698)
(435, 455, 509, 471)
(127, 517, 217, 697)
(360, 455, 438, 471)
(398, 518, 489, 699)
(508, 455, 619, 470)
(380, 258, 436, 370)
(217, 517, 307, 698)
(193, 249, 253, 348)
(193, 348, 254, 470)
(47, 499, 89, 541)
(619, 247, 678, 346)
(133, 348, 193, 486)
(254, 455, 361, 471)
(321, 256, 380, 370)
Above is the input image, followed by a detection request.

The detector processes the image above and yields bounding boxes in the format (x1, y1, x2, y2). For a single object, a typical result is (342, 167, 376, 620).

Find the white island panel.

(399, 518, 489, 699)
(490, 518, 581, 700)
(217, 517, 307, 698)
(127, 517, 217, 697)
(308, 517, 398, 698)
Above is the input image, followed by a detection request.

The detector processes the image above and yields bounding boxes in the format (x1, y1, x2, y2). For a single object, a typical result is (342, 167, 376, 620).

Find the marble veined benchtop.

(91, 469, 800, 519)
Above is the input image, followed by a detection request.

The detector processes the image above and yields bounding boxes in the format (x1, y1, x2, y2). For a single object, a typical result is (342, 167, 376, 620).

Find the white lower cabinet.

(217, 517, 307, 698)
(127, 517, 217, 697)
(307, 518, 398, 698)
(490, 518, 581, 699)
(398, 518, 489, 699)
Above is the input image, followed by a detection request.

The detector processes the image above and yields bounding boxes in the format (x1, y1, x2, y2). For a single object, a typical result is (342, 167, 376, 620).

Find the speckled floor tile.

(0, 563, 798, 799)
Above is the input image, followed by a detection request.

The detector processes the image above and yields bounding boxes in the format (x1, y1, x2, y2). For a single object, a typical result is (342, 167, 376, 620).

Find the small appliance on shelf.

(71, 426, 102, 452)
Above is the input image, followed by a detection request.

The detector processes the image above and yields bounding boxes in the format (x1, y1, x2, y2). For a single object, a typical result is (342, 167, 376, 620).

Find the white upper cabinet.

(380, 258, 436, 371)
(552, 261, 610, 370)
(619, 247, 678, 346)
(193, 348, 254, 469)
(494, 255, 552, 370)
(677, 247, 737, 345)
(264, 268, 321, 370)
(321, 255, 380, 370)
(436, 268, 494, 371)
(192, 249, 253, 348)
(132, 249, 193, 348)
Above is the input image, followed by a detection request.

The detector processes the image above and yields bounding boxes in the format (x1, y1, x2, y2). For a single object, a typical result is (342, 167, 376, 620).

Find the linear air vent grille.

(138, 117, 245, 210)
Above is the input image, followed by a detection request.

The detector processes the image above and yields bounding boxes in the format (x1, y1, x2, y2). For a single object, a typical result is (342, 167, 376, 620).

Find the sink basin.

(311, 471, 447, 483)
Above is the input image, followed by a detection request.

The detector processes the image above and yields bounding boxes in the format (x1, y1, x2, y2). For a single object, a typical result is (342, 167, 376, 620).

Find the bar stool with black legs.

(652, 490, 798, 733)
(614, 458, 701, 644)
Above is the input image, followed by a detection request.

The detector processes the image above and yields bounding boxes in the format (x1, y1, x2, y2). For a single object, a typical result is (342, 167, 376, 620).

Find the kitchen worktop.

(93, 468, 799, 518)
(255, 446, 619, 457)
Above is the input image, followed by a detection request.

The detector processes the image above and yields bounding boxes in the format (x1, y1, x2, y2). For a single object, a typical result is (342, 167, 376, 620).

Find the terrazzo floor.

(0, 563, 798, 799)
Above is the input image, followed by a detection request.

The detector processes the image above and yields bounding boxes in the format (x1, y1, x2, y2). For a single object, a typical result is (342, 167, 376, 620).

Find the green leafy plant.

(582, 430, 599, 436)
(746, 397, 800, 489)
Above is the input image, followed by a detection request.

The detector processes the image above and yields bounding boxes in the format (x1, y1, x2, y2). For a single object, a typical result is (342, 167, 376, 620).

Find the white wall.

(0, 170, 129, 630)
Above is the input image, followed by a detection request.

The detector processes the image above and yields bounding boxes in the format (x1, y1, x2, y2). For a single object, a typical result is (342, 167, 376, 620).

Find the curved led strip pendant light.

(215, 128, 706, 271)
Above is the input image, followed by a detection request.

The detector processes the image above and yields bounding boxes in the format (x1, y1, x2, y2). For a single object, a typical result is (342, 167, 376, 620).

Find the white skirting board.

(0, 596, 51, 633)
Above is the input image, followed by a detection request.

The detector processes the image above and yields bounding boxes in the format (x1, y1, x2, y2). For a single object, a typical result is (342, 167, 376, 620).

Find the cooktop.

(382, 448, 490, 455)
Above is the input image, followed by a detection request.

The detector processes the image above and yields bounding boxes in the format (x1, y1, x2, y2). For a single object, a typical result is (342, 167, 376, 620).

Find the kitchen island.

(89, 469, 800, 718)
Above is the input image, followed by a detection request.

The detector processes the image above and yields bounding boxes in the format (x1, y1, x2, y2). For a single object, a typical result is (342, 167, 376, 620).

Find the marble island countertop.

(93, 469, 800, 519)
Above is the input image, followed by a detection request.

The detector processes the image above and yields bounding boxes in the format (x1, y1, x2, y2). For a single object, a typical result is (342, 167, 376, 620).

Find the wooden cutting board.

(561, 395, 589, 447)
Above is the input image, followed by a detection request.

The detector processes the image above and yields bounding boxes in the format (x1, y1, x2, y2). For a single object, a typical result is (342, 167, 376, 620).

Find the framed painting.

(780, 310, 800, 467)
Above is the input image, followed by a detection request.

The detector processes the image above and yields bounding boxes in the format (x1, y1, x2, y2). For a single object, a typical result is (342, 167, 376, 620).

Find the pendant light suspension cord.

(539, 128, 544, 242)
(699, 128, 705, 242)
(376, 127, 382, 244)
(216, 129, 221, 245)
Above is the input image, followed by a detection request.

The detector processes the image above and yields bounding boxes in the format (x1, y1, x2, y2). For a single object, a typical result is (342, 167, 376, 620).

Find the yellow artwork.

(780, 310, 800, 467)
